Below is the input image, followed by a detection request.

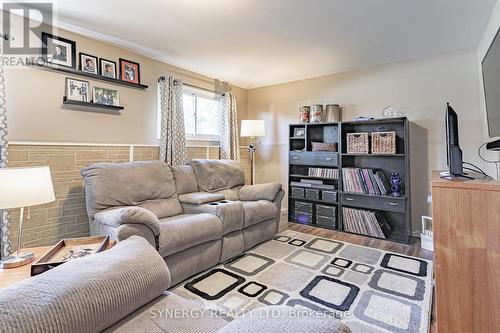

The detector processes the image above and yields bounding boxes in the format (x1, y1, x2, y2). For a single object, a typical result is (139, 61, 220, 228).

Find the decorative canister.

(299, 106, 310, 123)
(310, 104, 323, 123)
(325, 104, 342, 122)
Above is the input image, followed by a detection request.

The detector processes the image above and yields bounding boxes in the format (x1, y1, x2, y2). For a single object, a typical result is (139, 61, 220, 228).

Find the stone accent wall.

(6, 144, 251, 250)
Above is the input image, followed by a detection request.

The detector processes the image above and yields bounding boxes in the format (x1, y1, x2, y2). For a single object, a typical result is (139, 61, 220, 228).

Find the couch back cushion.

(0, 236, 171, 333)
(171, 164, 199, 194)
(81, 161, 182, 219)
(190, 159, 245, 192)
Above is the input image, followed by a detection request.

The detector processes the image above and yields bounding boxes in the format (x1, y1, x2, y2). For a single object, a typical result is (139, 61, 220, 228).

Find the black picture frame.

(42, 32, 77, 69)
(65, 77, 90, 103)
(79, 52, 98, 75)
(119, 58, 141, 84)
(99, 58, 117, 79)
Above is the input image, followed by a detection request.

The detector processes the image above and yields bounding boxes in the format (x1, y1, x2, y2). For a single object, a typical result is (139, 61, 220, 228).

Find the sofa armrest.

(94, 207, 161, 247)
(178, 192, 225, 205)
(239, 183, 282, 202)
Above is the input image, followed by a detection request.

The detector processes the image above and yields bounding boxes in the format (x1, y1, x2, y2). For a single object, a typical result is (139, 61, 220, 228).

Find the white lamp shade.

(0, 166, 55, 209)
(241, 120, 265, 137)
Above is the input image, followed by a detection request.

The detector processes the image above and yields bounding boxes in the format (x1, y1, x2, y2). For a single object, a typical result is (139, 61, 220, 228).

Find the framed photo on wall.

(99, 58, 117, 79)
(119, 58, 141, 84)
(79, 53, 98, 74)
(42, 32, 76, 69)
(65, 78, 90, 102)
(93, 86, 120, 106)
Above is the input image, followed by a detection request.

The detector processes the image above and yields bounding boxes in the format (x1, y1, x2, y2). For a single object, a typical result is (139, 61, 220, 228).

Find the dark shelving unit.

(288, 117, 411, 244)
(63, 97, 124, 111)
(30, 63, 149, 90)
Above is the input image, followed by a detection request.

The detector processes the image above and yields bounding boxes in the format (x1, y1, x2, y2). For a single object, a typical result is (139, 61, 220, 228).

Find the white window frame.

(183, 87, 221, 142)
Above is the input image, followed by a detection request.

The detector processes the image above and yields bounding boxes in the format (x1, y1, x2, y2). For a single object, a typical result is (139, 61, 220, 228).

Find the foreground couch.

(0, 237, 350, 333)
(81, 159, 285, 285)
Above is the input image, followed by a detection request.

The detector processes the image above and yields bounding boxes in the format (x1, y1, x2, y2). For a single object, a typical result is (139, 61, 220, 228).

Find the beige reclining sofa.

(81, 159, 285, 285)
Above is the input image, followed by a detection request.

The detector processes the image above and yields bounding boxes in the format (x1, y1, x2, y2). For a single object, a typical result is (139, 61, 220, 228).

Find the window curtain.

(219, 92, 240, 160)
(0, 57, 10, 259)
(158, 76, 187, 166)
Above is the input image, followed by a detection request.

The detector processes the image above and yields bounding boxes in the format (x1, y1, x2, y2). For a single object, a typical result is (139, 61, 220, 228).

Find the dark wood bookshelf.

(288, 117, 411, 244)
(63, 97, 124, 111)
(30, 63, 149, 90)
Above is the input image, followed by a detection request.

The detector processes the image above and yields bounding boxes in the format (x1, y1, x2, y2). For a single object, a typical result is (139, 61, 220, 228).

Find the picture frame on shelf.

(99, 58, 117, 79)
(79, 53, 98, 75)
(93, 86, 120, 106)
(293, 128, 305, 138)
(65, 78, 90, 102)
(119, 58, 141, 84)
(42, 32, 77, 69)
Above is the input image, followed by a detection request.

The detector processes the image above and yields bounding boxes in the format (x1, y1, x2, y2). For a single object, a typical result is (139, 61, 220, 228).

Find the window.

(183, 87, 221, 141)
(157, 86, 222, 142)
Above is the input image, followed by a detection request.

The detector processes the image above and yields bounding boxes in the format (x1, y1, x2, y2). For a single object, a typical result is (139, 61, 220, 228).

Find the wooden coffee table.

(0, 241, 115, 289)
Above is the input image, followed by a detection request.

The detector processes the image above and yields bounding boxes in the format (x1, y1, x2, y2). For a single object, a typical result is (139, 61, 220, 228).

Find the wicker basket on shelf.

(346, 133, 369, 154)
(372, 131, 396, 154)
(312, 142, 338, 152)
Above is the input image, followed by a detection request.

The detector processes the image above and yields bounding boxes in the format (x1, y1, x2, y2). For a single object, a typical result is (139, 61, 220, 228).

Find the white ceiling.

(50, 0, 497, 88)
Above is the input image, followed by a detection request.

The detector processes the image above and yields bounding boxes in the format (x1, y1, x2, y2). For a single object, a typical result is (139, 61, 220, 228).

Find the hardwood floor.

(281, 212, 434, 260)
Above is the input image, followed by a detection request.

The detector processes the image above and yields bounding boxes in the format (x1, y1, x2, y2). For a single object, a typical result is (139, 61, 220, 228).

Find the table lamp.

(0, 166, 55, 269)
(240, 120, 265, 185)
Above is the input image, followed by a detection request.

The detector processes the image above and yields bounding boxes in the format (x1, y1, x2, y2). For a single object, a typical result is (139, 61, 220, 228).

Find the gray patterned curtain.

(158, 76, 187, 166)
(220, 92, 240, 160)
(0, 55, 11, 259)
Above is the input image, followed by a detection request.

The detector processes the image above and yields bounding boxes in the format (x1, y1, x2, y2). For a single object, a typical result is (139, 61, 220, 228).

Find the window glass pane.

(196, 96, 220, 135)
(183, 93, 195, 136)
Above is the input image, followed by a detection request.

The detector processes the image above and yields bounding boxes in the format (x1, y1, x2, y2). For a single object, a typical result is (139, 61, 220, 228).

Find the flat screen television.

(445, 103, 464, 177)
(482, 27, 500, 150)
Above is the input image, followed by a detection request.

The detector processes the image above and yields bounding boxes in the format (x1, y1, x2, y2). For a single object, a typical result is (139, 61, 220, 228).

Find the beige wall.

(246, 48, 484, 231)
(5, 18, 247, 144)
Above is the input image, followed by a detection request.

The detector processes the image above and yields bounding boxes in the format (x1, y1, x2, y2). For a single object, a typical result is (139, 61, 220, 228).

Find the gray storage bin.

(316, 216, 336, 228)
(292, 211, 313, 223)
(305, 188, 320, 200)
(316, 204, 336, 218)
(294, 201, 313, 214)
(291, 187, 305, 198)
(322, 190, 337, 203)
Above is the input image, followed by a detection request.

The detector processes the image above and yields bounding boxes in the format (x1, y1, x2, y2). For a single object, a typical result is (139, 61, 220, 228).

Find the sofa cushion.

(158, 213, 222, 257)
(190, 159, 245, 192)
(171, 164, 199, 195)
(178, 192, 225, 205)
(81, 161, 182, 219)
(239, 183, 282, 201)
(213, 187, 242, 200)
(0, 236, 171, 333)
(242, 200, 278, 227)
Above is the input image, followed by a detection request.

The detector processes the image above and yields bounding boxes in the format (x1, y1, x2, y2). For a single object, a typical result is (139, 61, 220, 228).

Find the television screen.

(482, 28, 500, 138)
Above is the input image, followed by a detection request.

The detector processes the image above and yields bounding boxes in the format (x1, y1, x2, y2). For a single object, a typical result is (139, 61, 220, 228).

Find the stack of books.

(308, 168, 338, 179)
(342, 207, 391, 238)
(342, 168, 392, 195)
(290, 179, 336, 190)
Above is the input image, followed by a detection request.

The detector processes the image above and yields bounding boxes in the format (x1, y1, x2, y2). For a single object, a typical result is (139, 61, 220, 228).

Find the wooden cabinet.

(431, 171, 500, 333)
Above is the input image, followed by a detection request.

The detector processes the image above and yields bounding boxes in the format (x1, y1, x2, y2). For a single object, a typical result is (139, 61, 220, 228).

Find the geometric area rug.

(172, 230, 434, 333)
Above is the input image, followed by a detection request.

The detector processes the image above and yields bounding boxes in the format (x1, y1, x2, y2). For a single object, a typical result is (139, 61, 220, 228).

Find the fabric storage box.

(346, 133, 369, 154)
(305, 188, 320, 200)
(294, 201, 313, 214)
(321, 190, 337, 203)
(312, 142, 338, 152)
(316, 204, 336, 218)
(292, 212, 313, 223)
(316, 216, 337, 228)
(291, 187, 305, 198)
(372, 131, 396, 154)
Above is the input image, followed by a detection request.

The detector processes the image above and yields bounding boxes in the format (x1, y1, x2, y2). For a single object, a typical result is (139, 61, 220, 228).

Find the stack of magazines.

(309, 168, 338, 179)
(343, 207, 391, 238)
(290, 179, 336, 190)
(342, 168, 392, 195)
